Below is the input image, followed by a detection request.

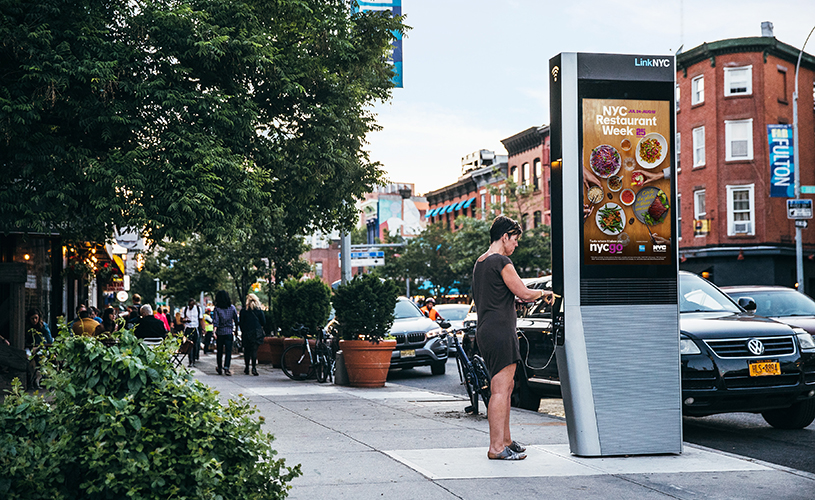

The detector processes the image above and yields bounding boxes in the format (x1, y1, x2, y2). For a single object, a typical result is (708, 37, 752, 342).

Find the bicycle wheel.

(281, 344, 314, 381)
(472, 355, 491, 410)
(314, 343, 331, 383)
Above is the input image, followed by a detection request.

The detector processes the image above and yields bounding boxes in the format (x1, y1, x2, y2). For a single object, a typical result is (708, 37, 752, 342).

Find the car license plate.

(749, 361, 780, 377)
(400, 349, 415, 358)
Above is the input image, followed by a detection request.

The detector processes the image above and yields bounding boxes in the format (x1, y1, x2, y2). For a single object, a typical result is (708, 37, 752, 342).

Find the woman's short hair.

(489, 215, 522, 243)
(215, 290, 232, 309)
(245, 293, 262, 310)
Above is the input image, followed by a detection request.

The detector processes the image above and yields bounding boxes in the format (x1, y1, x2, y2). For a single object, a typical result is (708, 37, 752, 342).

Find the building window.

(677, 194, 682, 240)
(522, 163, 530, 185)
(533, 211, 542, 228)
(315, 262, 323, 278)
(533, 159, 541, 190)
(727, 184, 755, 236)
(676, 84, 680, 111)
(725, 119, 753, 161)
(694, 189, 706, 220)
(724, 66, 752, 96)
(692, 126, 705, 167)
(480, 192, 486, 216)
(676, 132, 681, 172)
(691, 75, 704, 105)
(778, 66, 788, 103)
(510, 166, 518, 184)
(521, 213, 529, 230)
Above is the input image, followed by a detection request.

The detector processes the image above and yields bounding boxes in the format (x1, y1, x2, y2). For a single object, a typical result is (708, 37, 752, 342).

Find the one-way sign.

(787, 199, 813, 219)
(339, 251, 385, 267)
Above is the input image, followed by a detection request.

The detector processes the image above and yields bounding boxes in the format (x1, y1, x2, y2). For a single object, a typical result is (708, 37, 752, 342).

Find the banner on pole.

(769, 124, 794, 198)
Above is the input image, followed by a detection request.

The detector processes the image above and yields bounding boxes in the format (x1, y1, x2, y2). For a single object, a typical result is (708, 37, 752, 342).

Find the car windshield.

(434, 305, 470, 320)
(728, 290, 815, 317)
(680, 273, 741, 313)
(394, 299, 425, 319)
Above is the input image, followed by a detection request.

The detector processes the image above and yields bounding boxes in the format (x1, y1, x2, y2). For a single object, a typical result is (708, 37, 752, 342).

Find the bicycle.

(281, 324, 335, 383)
(450, 325, 491, 415)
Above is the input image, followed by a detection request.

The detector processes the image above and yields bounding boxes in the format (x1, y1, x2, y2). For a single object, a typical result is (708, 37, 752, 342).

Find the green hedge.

(274, 278, 332, 337)
(0, 331, 300, 499)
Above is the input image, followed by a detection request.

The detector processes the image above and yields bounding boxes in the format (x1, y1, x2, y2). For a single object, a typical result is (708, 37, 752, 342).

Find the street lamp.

(794, 25, 815, 294)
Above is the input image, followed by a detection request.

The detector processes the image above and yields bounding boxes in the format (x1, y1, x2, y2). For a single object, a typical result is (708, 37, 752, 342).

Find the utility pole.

(794, 25, 815, 294)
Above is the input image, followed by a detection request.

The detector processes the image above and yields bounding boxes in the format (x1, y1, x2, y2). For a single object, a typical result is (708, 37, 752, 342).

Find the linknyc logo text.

(590, 242, 624, 254)
(634, 57, 671, 68)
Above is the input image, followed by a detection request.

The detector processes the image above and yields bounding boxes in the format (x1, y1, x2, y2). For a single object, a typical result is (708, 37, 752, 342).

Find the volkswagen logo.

(747, 338, 765, 356)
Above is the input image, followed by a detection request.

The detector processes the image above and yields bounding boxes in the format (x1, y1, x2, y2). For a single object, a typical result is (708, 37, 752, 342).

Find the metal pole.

(340, 231, 352, 285)
(794, 26, 815, 294)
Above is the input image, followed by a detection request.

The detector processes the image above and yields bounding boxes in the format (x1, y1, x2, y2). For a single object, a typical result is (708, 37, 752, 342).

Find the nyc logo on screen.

(653, 244, 668, 253)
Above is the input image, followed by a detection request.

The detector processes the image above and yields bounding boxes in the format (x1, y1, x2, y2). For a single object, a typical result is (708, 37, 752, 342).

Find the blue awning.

(425, 207, 438, 218)
(452, 200, 464, 211)
(439, 204, 451, 214)
(461, 197, 476, 209)
(445, 204, 456, 214)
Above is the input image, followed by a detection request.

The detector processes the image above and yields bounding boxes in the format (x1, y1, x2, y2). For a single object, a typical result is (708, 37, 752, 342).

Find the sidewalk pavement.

(191, 352, 815, 500)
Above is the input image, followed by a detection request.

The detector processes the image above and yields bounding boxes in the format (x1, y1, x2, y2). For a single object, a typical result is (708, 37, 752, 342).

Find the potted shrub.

(332, 274, 399, 388)
(273, 278, 332, 369)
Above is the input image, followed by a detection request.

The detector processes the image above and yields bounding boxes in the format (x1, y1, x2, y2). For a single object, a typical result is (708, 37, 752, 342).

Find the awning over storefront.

(461, 197, 476, 209)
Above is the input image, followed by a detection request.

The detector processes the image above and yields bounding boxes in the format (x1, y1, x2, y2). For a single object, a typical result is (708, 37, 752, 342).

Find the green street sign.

(801, 186, 815, 194)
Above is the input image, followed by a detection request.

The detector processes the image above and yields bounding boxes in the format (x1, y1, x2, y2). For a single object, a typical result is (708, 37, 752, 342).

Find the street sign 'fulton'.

(338, 251, 385, 267)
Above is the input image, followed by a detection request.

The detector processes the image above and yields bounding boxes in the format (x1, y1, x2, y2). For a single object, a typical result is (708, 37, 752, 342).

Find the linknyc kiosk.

(549, 52, 682, 456)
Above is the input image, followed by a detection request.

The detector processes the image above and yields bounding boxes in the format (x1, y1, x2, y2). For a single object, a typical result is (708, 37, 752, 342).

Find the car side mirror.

(438, 320, 451, 329)
(738, 297, 757, 314)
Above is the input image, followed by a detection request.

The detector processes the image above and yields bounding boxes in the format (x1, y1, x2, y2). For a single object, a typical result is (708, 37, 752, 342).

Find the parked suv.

(389, 297, 449, 375)
(516, 272, 815, 428)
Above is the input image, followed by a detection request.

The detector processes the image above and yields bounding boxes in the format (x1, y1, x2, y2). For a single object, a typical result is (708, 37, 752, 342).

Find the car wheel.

(761, 398, 815, 429)
(431, 360, 446, 375)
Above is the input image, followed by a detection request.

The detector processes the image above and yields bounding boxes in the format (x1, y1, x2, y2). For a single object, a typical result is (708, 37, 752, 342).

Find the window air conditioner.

(733, 221, 752, 234)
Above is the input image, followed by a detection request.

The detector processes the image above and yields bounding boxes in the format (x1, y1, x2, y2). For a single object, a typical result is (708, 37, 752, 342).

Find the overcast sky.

(365, 0, 815, 195)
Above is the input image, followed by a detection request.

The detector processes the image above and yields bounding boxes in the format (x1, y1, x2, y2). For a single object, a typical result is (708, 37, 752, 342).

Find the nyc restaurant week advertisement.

(582, 98, 672, 265)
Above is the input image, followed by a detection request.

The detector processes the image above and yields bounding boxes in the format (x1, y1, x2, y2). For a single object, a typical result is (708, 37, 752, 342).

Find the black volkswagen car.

(516, 271, 815, 429)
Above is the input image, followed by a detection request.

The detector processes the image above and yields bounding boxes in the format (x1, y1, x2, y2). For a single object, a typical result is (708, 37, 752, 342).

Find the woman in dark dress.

(472, 216, 553, 461)
(240, 293, 266, 376)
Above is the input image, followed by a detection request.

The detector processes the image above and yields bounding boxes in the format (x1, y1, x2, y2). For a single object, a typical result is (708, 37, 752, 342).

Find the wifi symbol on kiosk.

(551, 66, 559, 82)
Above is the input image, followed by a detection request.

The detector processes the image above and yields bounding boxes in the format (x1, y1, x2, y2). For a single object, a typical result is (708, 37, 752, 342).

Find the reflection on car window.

(434, 306, 470, 320)
(394, 299, 424, 319)
(680, 274, 741, 313)
(730, 291, 815, 317)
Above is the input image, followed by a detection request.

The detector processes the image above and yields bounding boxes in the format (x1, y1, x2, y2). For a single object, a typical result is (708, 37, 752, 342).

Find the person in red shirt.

(420, 297, 444, 322)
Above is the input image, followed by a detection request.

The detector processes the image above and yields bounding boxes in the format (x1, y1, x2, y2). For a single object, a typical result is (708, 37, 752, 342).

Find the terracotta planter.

(257, 336, 284, 366)
(339, 339, 396, 388)
(282, 338, 316, 377)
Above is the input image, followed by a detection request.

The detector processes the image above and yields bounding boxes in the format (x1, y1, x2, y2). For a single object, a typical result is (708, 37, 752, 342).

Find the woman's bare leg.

(488, 363, 516, 455)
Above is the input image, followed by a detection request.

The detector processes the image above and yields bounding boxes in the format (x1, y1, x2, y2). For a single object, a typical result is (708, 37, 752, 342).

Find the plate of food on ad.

(607, 174, 623, 192)
(596, 202, 626, 235)
(590, 144, 621, 178)
(636, 133, 668, 169)
(633, 186, 670, 225)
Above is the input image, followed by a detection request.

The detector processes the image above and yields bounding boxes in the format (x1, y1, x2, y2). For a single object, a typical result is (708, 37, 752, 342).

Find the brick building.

(676, 34, 815, 289)
(426, 126, 551, 231)
(501, 126, 551, 227)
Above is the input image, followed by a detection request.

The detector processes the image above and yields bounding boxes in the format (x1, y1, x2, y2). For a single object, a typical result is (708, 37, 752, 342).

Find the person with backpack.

(212, 290, 239, 376)
(239, 293, 266, 376)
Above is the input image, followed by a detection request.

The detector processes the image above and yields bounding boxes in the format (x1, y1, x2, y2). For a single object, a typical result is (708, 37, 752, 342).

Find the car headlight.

(426, 327, 443, 339)
(793, 328, 815, 350)
(680, 336, 701, 355)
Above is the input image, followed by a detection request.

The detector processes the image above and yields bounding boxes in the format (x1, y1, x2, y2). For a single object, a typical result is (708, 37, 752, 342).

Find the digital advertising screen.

(581, 98, 673, 266)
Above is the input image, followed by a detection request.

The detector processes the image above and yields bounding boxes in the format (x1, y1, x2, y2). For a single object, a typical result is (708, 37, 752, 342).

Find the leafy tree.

(154, 237, 229, 305)
(448, 216, 491, 292)
(0, 0, 407, 243)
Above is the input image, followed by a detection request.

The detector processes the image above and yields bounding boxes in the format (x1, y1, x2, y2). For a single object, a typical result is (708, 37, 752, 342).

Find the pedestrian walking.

(472, 215, 553, 461)
(212, 290, 239, 376)
(182, 298, 204, 367)
(240, 293, 266, 376)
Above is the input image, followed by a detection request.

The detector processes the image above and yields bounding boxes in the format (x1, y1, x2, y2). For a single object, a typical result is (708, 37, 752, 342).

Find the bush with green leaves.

(273, 278, 332, 337)
(0, 331, 300, 499)
(332, 274, 399, 342)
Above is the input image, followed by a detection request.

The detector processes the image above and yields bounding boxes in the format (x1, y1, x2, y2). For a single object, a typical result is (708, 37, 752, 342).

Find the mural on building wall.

(402, 198, 423, 235)
(379, 197, 403, 237)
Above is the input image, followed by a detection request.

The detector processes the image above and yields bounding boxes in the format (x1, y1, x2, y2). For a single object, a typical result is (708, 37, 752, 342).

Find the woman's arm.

(500, 264, 554, 303)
